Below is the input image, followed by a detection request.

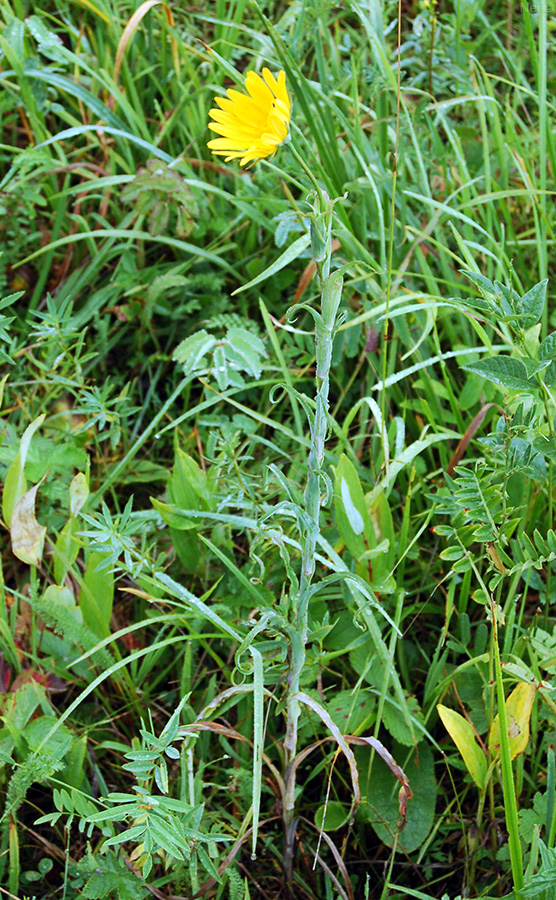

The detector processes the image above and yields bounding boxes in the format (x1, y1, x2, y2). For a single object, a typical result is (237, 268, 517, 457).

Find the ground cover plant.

(1, 0, 556, 897)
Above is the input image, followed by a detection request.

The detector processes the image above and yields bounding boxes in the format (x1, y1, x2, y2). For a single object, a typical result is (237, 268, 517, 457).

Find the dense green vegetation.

(1, 0, 556, 897)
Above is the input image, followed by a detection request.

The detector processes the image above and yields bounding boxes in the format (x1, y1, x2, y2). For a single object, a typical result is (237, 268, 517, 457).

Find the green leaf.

(173, 330, 216, 374)
(461, 270, 496, 296)
(148, 200, 170, 237)
(213, 344, 229, 391)
(314, 800, 350, 831)
(327, 689, 374, 733)
(358, 739, 436, 852)
(462, 356, 537, 392)
(79, 551, 114, 639)
(54, 517, 81, 585)
(382, 695, 426, 747)
(226, 327, 266, 379)
(231, 233, 311, 295)
(518, 279, 548, 328)
(538, 331, 556, 362)
(172, 449, 211, 510)
(333, 454, 373, 557)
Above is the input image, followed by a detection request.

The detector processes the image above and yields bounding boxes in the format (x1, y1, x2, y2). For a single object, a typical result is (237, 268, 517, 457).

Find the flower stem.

(282, 189, 341, 881)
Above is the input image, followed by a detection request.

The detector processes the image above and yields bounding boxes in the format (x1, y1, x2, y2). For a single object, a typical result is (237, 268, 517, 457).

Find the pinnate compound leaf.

(173, 330, 216, 374)
(226, 326, 266, 379)
(437, 704, 487, 788)
(213, 343, 230, 391)
(81, 850, 149, 900)
(462, 356, 537, 392)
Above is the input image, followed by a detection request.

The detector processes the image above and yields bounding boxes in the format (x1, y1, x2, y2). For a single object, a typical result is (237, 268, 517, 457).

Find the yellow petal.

(207, 69, 291, 166)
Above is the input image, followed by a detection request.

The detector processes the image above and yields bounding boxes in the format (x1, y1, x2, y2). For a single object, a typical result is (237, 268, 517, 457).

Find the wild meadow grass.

(1, 0, 556, 898)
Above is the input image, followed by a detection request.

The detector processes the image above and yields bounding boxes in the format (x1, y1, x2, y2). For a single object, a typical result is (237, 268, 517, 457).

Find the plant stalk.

(282, 185, 339, 881)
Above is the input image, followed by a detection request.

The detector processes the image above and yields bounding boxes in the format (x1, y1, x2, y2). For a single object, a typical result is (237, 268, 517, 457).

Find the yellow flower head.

(207, 68, 291, 167)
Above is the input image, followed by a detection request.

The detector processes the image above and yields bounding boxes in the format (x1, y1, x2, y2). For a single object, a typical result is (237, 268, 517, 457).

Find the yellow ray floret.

(207, 68, 291, 166)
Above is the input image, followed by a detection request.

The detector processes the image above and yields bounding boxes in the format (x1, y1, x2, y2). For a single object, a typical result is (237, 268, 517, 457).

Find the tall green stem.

(281, 186, 341, 880)
(491, 595, 524, 893)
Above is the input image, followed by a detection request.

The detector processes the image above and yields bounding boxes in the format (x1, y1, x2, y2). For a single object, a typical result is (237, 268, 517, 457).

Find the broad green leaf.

(382, 694, 426, 747)
(518, 279, 548, 328)
(53, 517, 81, 585)
(369, 491, 395, 583)
(172, 450, 211, 510)
(340, 477, 365, 535)
(461, 270, 496, 296)
(79, 551, 114, 639)
(333, 454, 373, 558)
(315, 800, 350, 832)
(151, 498, 197, 530)
(437, 704, 487, 788)
(327, 689, 374, 733)
(42, 585, 83, 626)
(334, 455, 394, 588)
(538, 332, 556, 362)
(488, 682, 536, 760)
(462, 356, 536, 392)
(358, 739, 436, 852)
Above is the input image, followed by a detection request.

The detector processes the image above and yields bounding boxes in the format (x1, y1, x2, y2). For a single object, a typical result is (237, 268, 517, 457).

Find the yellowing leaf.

(488, 682, 536, 760)
(2, 414, 45, 527)
(10, 478, 47, 567)
(69, 472, 89, 517)
(437, 704, 487, 789)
